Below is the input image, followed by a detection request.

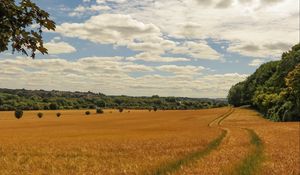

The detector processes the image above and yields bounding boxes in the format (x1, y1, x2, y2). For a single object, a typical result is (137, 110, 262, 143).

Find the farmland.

(0, 108, 299, 175)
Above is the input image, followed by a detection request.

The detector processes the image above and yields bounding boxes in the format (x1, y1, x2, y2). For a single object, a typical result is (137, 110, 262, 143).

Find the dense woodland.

(228, 43, 300, 121)
(0, 88, 227, 111)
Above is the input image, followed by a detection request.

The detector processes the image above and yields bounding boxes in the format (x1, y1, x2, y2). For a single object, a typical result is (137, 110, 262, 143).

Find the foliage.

(14, 109, 23, 119)
(118, 108, 124, 113)
(0, 0, 55, 58)
(49, 103, 58, 110)
(37, 112, 43, 118)
(96, 108, 104, 114)
(153, 106, 158, 112)
(228, 43, 300, 121)
(0, 89, 227, 111)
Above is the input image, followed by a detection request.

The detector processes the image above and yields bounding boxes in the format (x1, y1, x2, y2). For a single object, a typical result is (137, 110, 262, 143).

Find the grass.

(230, 129, 264, 175)
(146, 130, 227, 175)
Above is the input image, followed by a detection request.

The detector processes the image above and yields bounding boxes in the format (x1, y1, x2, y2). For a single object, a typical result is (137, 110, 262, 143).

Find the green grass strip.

(230, 129, 264, 175)
(145, 130, 227, 175)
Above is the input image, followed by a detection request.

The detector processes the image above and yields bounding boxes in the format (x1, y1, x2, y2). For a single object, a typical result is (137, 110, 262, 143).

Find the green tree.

(286, 64, 300, 97)
(0, 0, 55, 58)
(37, 112, 43, 118)
(49, 103, 58, 110)
(15, 109, 23, 119)
(228, 43, 300, 121)
(96, 99, 106, 107)
(227, 82, 245, 106)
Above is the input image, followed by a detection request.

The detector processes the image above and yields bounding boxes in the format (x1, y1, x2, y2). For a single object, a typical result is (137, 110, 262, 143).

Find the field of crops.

(0, 108, 298, 175)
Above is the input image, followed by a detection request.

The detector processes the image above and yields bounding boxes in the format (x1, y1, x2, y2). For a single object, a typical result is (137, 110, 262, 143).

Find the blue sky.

(0, 0, 298, 97)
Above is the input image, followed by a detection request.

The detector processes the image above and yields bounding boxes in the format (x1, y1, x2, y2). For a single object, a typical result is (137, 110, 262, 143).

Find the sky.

(0, 0, 299, 98)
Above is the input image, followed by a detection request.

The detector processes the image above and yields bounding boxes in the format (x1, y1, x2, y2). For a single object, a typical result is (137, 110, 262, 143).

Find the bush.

(56, 112, 61, 117)
(153, 106, 158, 112)
(96, 108, 104, 114)
(49, 103, 58, 110)
(15, 110, 23, 119)
(118, 108, 123, 113)
(37, 112, 43, 118)
(85, 111, 91, 115)
(89, 105, 95, 109)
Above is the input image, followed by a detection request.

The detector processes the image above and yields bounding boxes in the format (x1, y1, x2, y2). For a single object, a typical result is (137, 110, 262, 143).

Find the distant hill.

(228, 43, 300, 121)
(0, 88, 227, 111)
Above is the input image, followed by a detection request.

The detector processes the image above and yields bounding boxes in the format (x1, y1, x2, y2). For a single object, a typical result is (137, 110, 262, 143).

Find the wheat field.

(0, 108, 298, 175)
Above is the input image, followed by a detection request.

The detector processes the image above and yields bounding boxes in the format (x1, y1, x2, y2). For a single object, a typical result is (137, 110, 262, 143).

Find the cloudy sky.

(0, 0, 298, 98)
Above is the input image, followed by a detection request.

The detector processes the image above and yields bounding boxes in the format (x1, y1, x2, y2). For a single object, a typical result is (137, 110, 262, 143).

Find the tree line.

(228, 43, 300, 121)
(0, 88, 227, 111)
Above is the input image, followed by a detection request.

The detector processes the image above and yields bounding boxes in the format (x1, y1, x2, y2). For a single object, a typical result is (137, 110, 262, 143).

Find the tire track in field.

(176, 108, 262, 175)
(227, 128, 264, 175)
(145, 108, 234, 175)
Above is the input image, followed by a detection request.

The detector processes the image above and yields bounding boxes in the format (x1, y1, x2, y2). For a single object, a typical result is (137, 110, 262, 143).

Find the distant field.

(0, 108, 298, 175)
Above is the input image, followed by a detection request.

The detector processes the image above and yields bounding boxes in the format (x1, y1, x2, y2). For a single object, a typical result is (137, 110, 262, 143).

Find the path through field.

(0, 108, 298, 175)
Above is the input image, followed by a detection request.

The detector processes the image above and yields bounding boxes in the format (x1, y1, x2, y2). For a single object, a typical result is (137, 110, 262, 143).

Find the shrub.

(153, 106, 158, 112)
(49, 103, 58, 110)
(56, 112, 61, 117)
(118, 108, 123, 113)
(96, 108, 104, 114)
(37, 112, 43, 118)
(15, 110, 23, 119)
(89, 105, 95, 109)
(85, 111, 91, 115)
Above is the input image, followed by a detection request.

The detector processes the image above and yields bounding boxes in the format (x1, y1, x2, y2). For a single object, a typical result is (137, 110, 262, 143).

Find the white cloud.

(126, 52, 190, 62)
(96, 0, 127, 4)
(249, 59, 266, 67)
(111, 0, 298, 58)
(170, 41, 221, 60)
(57, 14, 161, 47)
(57, 13, 222, 61)
(156, 65, 205, 75)
(0, 57, 247, 98)
(69, 4, 111, 16)
(44, 40, 76, 54)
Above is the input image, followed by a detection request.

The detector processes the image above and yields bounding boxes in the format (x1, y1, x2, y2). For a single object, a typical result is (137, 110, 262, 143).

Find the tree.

(286, 64, 300, 97)
(49, 103, 58, 110)
(37, 112, 43, 118)
(96, 100, 106, 108)
(227, 82, 245, 107)
(15, 109, 23, 119)
(96, 108, 104, 114)
(0, 0, 55, 58)
(228, 43, 300, 121)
